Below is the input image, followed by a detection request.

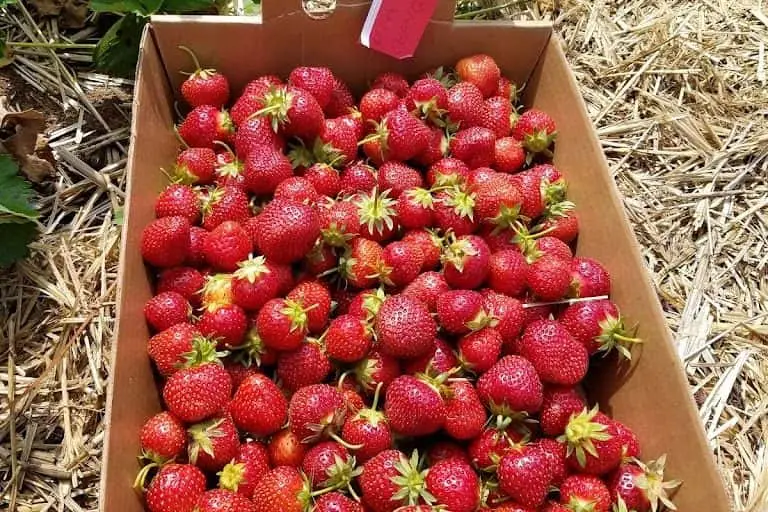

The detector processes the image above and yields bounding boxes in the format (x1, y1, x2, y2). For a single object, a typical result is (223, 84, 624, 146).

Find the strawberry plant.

(0, 154, 39, 267)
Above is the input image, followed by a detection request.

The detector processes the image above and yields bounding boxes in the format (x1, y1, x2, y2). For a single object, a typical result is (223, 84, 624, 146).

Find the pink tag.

(361, 0, 440, 59)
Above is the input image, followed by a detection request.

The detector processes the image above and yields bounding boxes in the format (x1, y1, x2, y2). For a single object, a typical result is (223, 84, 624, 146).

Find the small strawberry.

(187, 415, 239, 473)
(426, 457, 481, 512)
(288, 66, 335, 108)
(402, 337, 458, 375)
(395, 188, 435, 230)
(147, 323, 200, 377)
(526, 256, 572, 301)
(268, 429, 306, 467)
(277, 340, 331, 392)
(235, 113, 285, 155)
(360, 88, 401, 122)
(251, 466, 312, 512)
(347, 287, 387, 321)
(257, 85, 325, 142)
(456, 54, 501, 98)
(613, 419, 641, 459)
(481, 96, 513, 138)
(230, 256, 283, 312)
(402, 229, 443, 270)
(495, 76, 517, 101)
(436, 289, 489, 335)
(342, 382, 392, 463)
(427, 441, 470, 466)
(385, 374, 447, 436)
(325, 314, 373, 363)
(450, 127, 496, 168)
(444, 379, 487, 441)
(482, 290, 525, 347)
(287, 280, 332, 334)
(432, 186, 478, 236)
(518, 319, 589, 386)
(427, 157, 471, 187)
(442, 234, 491, 289)
(340, 237, 384, 289)
(569, 257, 611, 298)
(371, 72, 410, 96)
(256, 298, 313, 351)
(155, 184, 201, 224)
(203, 220, 251, 272)
(377, 240, 424, 287)
(540, 385, 587, 437)
(559, 406, 624, 475)
(558, 299, 641, 358)
(199, 304, 248, 349)
(255, 199, 320, 264)
(141, 216, 191, 268)
(195, 489, 256, 512)
(494, 137, 526, 173)
(519, 235, 572, 263)
(144, 463, 206, 512)
(139, 411, 186, 464)
(375, 294, 437, 359)
(314, 492, 363, 512)
(360, 450, 433, 512)
(362, 108, 431, 163)
(324, 77, 356, 118)
(412, 125, 449, 167)
(229, 373, 287, 437)
(354, 349, 401, 395)
(339, 161, 377, 196)
(511, 109, 556, 155)
(174, 147, 217, 185)
(178, 105, 233, 149)
(458, 327, 503, 373)
(179, 47, 229, 107)
(446, 82, 485, 128)
(200, 186, 250, 231)
(558, 474, 611, 512)
(497, 445, 554, 509)
(288, 383, 347, 442)
(477, 355, 543, 415)
(607, 457, 681, 512)
(302, 441, 359, 492)
(401, 271, 449, 312)
(318, 200, 360, 247)
(144, 292, 191, 332)
(157, 267, 204, 307)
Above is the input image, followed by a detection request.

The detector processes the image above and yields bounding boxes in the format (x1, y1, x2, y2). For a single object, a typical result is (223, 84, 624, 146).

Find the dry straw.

(0, 0, 766, 510)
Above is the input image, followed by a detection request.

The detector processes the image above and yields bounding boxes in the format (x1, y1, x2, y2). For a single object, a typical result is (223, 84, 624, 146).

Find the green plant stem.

(7, 42, 97, 49)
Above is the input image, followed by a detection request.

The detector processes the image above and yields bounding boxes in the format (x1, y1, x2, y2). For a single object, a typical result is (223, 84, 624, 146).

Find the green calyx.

(633, 455, 682, 512)
(522, 129, 557, 154)
(215, 158, 243, 180)
(512, 222, 554, 264)
(217, 461, 246, 492)
(541, 178, 568, 208)
(542, 199, 576, 220)
(441, 232, 478, 272)
(406, 187, 436, 209)
(287, 140, 317, 170)
(234, 255, 271, 283)
(281, 299, 317, 333)
(201, 273, 233, 312)
(361, 287, 387, 321)
(489, 203, 523, 234)
(254, 86, 293, 133)
(597, 315, 642, 360)
(201, 186, 224, 218)
(180, 336, 226, 369)
(355, 188, 397, 237)
(322, 222, 356, 249)
(187, 417, 225, 464)
(558, 405, 612, 468)
(230, 326, 267, 367)
(441, 185, 475, 220)
(321, 454, 363, 497)
(391, 450, 436, 506)
(355, 382, 387, 427)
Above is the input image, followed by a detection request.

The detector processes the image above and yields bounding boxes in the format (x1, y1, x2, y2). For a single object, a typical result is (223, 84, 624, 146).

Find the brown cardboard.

(102, 2, 731, 510)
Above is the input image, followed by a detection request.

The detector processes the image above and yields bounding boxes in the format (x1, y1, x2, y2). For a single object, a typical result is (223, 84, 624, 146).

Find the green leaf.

(90, 0, 162, 14)
(0, 221, 37, 267)
(93, 14, 147, 78)
(0, 0, 18, 7)
(160, 0, 215, 13)
(113, 206, 124, 226)
(0, 155, 39, 221)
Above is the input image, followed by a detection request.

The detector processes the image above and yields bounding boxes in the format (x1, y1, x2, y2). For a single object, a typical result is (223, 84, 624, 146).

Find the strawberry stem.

(178, 45, 202, 72)
(329, 432, 364, 451)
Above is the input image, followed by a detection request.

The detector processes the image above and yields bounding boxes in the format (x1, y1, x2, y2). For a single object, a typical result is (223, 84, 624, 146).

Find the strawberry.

(304, 243, 339, 276)
(405, 78, 448, 122)
(147, 323, 200, 377)
(468, 166, 497, 187)
(569, 257, 611, 298)
(446, 82, 485, 128)
(186, 227, 207, 267)
(402, 229, 443, 270)
(468, 426, 520, 471)
(338, 379, 366, 414)
(157, 267, 204, 307)
(395, 188, 434, 230)
(324, 77, 356, 118)
(144, 292, 190, 332)
(487, 249, 527, 297)
(534, 438, 568, 486)
(231, 86, 268, 126)
(432, 186, 478, 236)
(378, 161, 424, 199)
(317, 200, 360, 248)
(234, 115, 285, 156)
(474, 175, 524, 230)
(347, 287, 386, 321)
(412, 125, 449, 167)
(195, 489, 256, 512)
(427, 157, 471, 187)
(427, 441, 470, 466)
(477, 355, 543, 415)
(540, 503, 570, 512)
(302, 441, 358, 491)
(494, 137, 526, 173)
(342, 384, 392, 463)
(203, 220, 251, 271)
(354, 188, 400, 242)
(363, 108, 431, 162)
(155, 184, 201, 224)
(341, 237, 384, 289)
(268, 429, 306, 467)
(256, 298, 312, 351)
(509, 168, 565, 220)
(178, 105, 233, 149)
(340, 161, 377, 196)
(179, 47, 229, 107)
(558, 299, 640, 358)
(255, 199, 320, 264)
(277, 340, 331, 392)
(287, 280, 332, 334)
(354, 350, 401, 395)
(141, 216, 191, 268)
(375, 294, 437, 359)
(402, 337, 458, 375)
(444, 379, 486, 441)
(497, 446, 554, 509)
(607, 457, 680, 512)
(559, 407, 624, 475)
(288, 383, 346, 442)
(223, 358, 259, 390)
(479, 224, 517, 253)
(145, 463, 206, 512)
(199, 304, 248, 348)
(401, 271, 449, 312)
(230, 256, 283, 312)
(495, 76, 517, 102)
(540, 385, 587, 437)
(258, 85, 325, 142)
(229, 372, 287, 436)
(613, 419, 641, 458)
(174, 147, 216, 185)
(371, 72, 410, 96)
(377, 240, 424, 287)
(288, 66, 335, 108)
(314, 492, 363, 512)
(385, 374, 447, 436)
(436, 289, 488, 335)
(200, 186, 250, 231)
(316, 117, 359, 168)
(481, 96, 513, 138)
(458, 327, 503, 373)
(558, 474, 611, 512)
(426, 458, 480, 512)
(482, 290, 525, 346)
(212, 151, 247, 192)
(442, 234, 491, 289)
(520, 235, 572, 263)
(360, 88, 401, 122)
(359, 450, 432, 512)
(518, 319, 589, 386)
(456, 54, 501, 98)
(511, 109, 556, 154)
(450, 127, 496, 168)
(526, 256, 571, 301)
(187, 415, 239, 472)
(200, 273, 234, 312)
(237, 146, 291, 196)
(325, 314, 372, 363)
(537, 202, 579, 243)
(140, 411, 186, 464)
(251, 466, 311, 512)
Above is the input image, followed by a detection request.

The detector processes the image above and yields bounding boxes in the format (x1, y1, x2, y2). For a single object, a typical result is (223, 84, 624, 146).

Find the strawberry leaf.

(0, 222, 37, 267)
(90, 0, 162, 14)
(93, 14, 147, 77)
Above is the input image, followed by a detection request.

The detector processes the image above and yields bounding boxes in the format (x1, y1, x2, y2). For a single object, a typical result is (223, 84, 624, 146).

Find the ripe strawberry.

(427, 157, 471, 187)
(477, 355, 543, 415)
(186, 226, 207, 266)
(512, 109, 556, 154)
(304, 243, 339, 276)
(442, 234, 491, 289)
(203, 221, 251, 271)
(268, 429, 306, 467)
(468, 426, 519, 471)
(405, 78, 448, 121)
(426, 458, 480, 512)
(174, 147, 217, 185)
(255, 199, 320, 264)
(288, 66, 335, 108)
(444, 379, 486, 441)
(144, 292, 190, 333)
(378, 161, 423, 199)
(229, 372, 287, 436)
(436, 290, 488, 335)
(157, 267, 204, 307)
(324, 77, 356, 117)
(286, 280, 332, 334)
(139, 411, 186, 464)
(569, 257, 611, 298)
(456, 54, 501, 98)
(377, 241, 424, 287)
(526, 256, 571, 301)
(354, 188, 400, 242)
(412, 125, 449, 167)
(518, 319, 589, 385)
(251, 466, 311, 512)
(256, 298, 312, 351)
(213, 153, 246, 194)
(558, 474, 611, 512)
(302, 163, 340, 197)
(288, 383, 346, 442)
(468, 166, 498, 187)
(558, 299, 640, 358)
(195, 489, 256, 512)
(155, 184, 201, 224)
(540, 503, 570, 512)
(187, 415, 239, 472)
(607, 457, 680, 512)
(363, 108, 431, 162)
(481, 96, 513, 138)
(401, 271, 449, 312)
(145, 463, 206, 512)
(317, 200, 359, 248)
(237, 147, 290, 197)
(179, 47, 229, 107)
(559, 407, 624, 475)
(360, 450, 432, 512)
(339, 379, 366, 414)
(258, 85, 325, 141)
(199, 304, 248, 349)
(341, 237, 384, 289)
(302, 441, 358, 491)
(402, 229, 443, 270)
(451, 127, 496, 168)
(495, 76, 516, 100)
(432, 186, 478, 236)
(163, 350, 232, 423)
(521, 235, 572, 263)
(314, 117, 357, 168)
(538, 203, 579, 243)
(446, 82, 485, 128)
(314, 492, 363, 512)
(147, 323, 200, 377)
(178, 105, 233, 149)
(340, 161, 377, 196)
(354, 349, 401, 395)
(487, 249, 527, 297)
(385, 374, 447, 436)
(342, 384, 392, 463)
(200, 186, 250, 231)
(509, 167, 565, 220)
(395, 188, 434, 229)
(497, 446, 554, 509)
(223, 358, 259, 390)
(533, 438, 568, 486)
(371, 72, 409, 96)
(494, 137, 526, 173)
(482, 290, 525, 347)
(347, 287, 386, 321)
(325, 314, 372, 363)
(458, 327, 503, 373)
(613, 419, 641, 458)
(402, 337, 458, 375)
(277, 340, 331, 392)
(376, 294, 437, 359)
(360, 88, 401, 122)
(141, 216, 191, 268)
(540, 385, 586, 437)
(474, 176, 524, 231)
(427, 441, 470, 466)
(229, 256, 282, 312)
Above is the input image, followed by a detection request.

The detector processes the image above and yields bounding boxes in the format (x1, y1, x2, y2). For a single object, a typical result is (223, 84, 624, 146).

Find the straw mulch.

(0, 0, 766, 510)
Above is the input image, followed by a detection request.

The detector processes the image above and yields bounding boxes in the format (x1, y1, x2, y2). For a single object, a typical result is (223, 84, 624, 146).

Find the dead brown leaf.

(0, 102, 55, 183)
(60, 0, 89, 29)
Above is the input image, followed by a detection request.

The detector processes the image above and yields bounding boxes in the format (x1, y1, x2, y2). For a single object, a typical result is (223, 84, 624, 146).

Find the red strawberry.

(395, 188, 434, 230)
(318, 200, 360, 247)
(354, 349, 401, 395)
(195, 489, 256, 512)
(163, 351, 232, 423)
(201, 186, 250, 231)
(468, 166, 497, 187)
(302, 441, 358, 491)
(268, 429, 306, 467)
(375, 294, 437, 359)
(494, 137, 526, 173)
(187, 415, 239, 472)
(444, 379, 486, 441)
(203, 221, 251, 271)
(155, 184, 201, 224)
(526, 256, 571, 301)
(347, 287, 386, 321)
(558, 474, 611, 512)
(144, 292, 190, 332)
(458, 327, 503, 373)
(518, 319, 589, 386)
(442, 234, 491, 289)
(613, 419, 641, 458)
(314, 492, 363, 512)
(277, 340, 331, 392)
(360, 450, 432, 512)
(497, 446, 554, 509)
(377, 240, 424, 287)
(304, 243, 339, 276)
(540, 503, 570, 512)
(341, 237, 384, 289)
(303, 163, 342, 197)
(315, 116, 358, 167)
(142, 216, 191, 268)
(229, 373, 287, 437)
(468, 426, 520, 471)
(288, 383, 346, 442)
(607, 457, 680, 512)
(509, 167, 565, 220)
(569, 257, 611, 298)
(187, 228, 207, 267)
(405, 78, 448, 121)
(451, 127, 496, 168)
(258, 85, 325, 141)
(242, 144, 294, 195)
(288, 66, 335, 108)
(402, 229, 443, 270)
(558, 299, 640, 358)
(433, 186, 478, 236)
(534, 438, 568, 486)
(179, 48, 229, 107)
(339, 379, 366, 414)
(477, 355, 543, 415)
(456, 54, 501, 98)
(140, 411, 186, 463)
(512, 109, 556, 154)
(234, 114, 285, 156)
(378, 161, 424, 199)
(412, 125, 448, 167)
(230, 256, 283, 312)
(487, 249, 527, 297)
(521, 235, 572, 263)
(340, 161, 377, 196)
(495, 76, 516, 100)
(559, 407, 624, 475)
(474, 176, 524, 231)
(251, 466, 311, 512)
(538, 203, 579, 243)
(212, 150, 247, 191)
(426, 458, 480, 512)
(427, 441, 470, 466)
(540, 385, 587, 437)
(178, 105, 234, 149)
(436, 290, 489, 335)
(402, 337, 458, 376)
(223, 359, 259, 390)
(255, 199, 320, 264)
(427, 157, 471, 187)
(360, 88, 400, 122)
(401, 271, 449, 312)
(174, 147, 216, 185)
(371, 72, 409, 96)
(363, 108, 431, 162)
(286, 280, 332, 334)
(446, 82, 485, 128)
(199, 304, 248, 348)
(256, 298, 312, 351)
(157, 267, 204, 307)
(482, 290, 525, 347)
(342, 383, 392, 463)
(385, 374, 446, 436)
(147, 323, 200, 377)
(325, 314, 372, 363)
(481, 96, 513, 138)
(324, 77, 356, 118)
(354, 188, 400, 242)
(145, 463, 206, 512)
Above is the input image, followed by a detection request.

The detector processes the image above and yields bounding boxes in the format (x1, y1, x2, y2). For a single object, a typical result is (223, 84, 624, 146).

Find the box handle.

(262, 0, 457, 23)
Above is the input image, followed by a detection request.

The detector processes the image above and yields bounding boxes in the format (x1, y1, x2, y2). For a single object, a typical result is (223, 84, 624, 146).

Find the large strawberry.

(497, 445, 554, 509)
(481, 96, 513, 138)
(242, 144, 294, 195)
(203, 220, 251, 272)
(268, 429, 306, 467)
(195, 489, 256, 512)
(376, 240, 424, 287)
(144, 463, 206, 512)
(558, 474, 611, 512)
(425, 457, 480, 512)
(229, 373, 287, 437)
(450, 127, 496, 168)
(444, 380, 486, 441)
(607, 457, 680, 512)
(288, 66, 335, 108)
(540, 385, 587, 437)
(401, 271, 450, 312)
(359, 450, 433, 512)
(141, 216, 191, 268)
(385, 374, 447, 436)
(494, 136, 526, 173)
(558, 299, 641, 358)
(218, 441, 271, 498)
(342, 383, 392, 463)
(251, 466, 312, 512)
(178, 105, 234, 149)
(363, 107, 431, 162)
(473, 174, 523, 230)
(375, 294, 437, 359)
(288, 383, 347, 442)
(234, 114, 285, 156)
(139, 411, 186, 464)
(476, 355, 543, 415)
(559, 406, 624, 475)
(187, 415, 239, 472)
(155, 184, 201, 224)
(255, 199, 320, 264)
(456, 54, 501, 98)
(256, 298, 312, 351)
(230, 256, 283, 312)
(511, 108, 556, 155)
(526, 255, 572, 301)
(518, 319, 589, 386)
(200, 186, 250, 231)
(325, 314, 373, 363)
(173, 147, 216, 184)
(442, 234, 491, 289)
(257, 85, 325, 141)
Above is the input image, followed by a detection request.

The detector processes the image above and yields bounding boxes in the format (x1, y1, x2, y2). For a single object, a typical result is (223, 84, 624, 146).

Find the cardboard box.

(102, 1, 731, 510)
